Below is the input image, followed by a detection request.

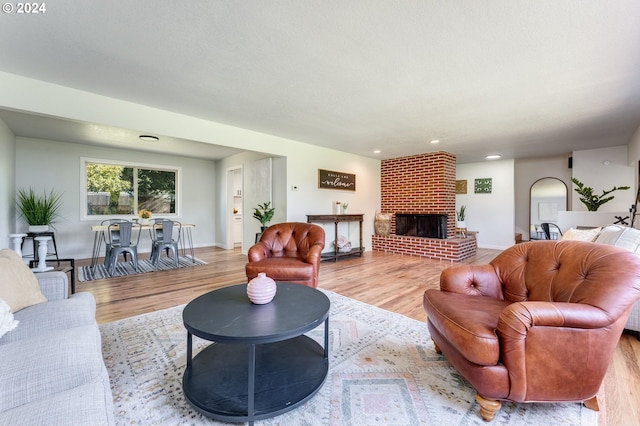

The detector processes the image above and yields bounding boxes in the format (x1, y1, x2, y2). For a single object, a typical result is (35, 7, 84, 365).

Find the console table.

(307, 214, 364, 261)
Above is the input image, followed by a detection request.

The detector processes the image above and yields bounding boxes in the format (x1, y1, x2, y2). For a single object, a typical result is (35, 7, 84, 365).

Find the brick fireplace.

(371, 151, 476, 261)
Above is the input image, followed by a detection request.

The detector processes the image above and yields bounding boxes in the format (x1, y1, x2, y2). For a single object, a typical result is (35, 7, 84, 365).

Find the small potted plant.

(341, 202, 349, 214)
(253, 201, 275, 231)
(16, 187, 63, 232)
(138, 209, 153, 225)
(456, 205, 466, 229)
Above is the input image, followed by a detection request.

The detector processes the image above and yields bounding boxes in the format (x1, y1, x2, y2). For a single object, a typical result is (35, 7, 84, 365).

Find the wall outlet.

(291, 185, 298, 191)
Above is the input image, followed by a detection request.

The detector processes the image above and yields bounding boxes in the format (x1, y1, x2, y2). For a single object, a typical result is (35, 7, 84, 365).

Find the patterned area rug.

(99, 289, 598, 425)
(78, 255, 206, 282)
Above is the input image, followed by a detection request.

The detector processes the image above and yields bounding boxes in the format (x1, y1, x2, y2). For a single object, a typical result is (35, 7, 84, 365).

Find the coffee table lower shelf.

(183, 335, 328, 423)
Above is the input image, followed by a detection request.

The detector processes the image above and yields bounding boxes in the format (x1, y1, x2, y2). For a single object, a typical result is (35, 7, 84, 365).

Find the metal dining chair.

(540, 222, 563, 240)
(104, 220, 141, 275)
(150, 219, 181, 268)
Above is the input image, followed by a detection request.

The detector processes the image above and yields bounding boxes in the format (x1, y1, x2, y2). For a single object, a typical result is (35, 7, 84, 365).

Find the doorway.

(226, 166, 243, 250)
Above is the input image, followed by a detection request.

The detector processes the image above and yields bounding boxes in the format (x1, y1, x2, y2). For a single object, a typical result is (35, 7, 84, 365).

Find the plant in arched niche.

(571, 178, 629, 211)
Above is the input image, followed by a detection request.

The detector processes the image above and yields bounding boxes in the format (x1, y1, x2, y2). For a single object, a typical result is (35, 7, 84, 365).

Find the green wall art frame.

(474, 178, 492, 194)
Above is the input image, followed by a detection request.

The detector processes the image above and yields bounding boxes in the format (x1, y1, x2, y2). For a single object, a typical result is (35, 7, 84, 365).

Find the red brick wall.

(380, 151, 456, 237)
(374, 151, 475, 261)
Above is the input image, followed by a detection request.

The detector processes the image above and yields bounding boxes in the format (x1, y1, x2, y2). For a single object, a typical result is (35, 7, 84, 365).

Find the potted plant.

(571, 178, 630, 211)
(16, 187, 63, 232)
(456, 205, 466, 229)
(138, 209, 153, 225)
(253, 201, 275, 231)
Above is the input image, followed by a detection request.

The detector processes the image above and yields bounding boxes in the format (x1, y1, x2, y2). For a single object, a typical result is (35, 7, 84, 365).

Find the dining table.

(89, 221, 196, 271)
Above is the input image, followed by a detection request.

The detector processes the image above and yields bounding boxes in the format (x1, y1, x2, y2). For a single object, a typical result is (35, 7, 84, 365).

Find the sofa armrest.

(36, 271, 69, 301)
(440, 264, 504, 299)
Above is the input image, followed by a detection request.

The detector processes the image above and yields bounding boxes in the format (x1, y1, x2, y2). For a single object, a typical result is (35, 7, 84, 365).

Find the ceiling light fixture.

(603, 160, 611, 166)
(485, 154, 502, 160)
(139, 135, 159, 142)
(430, 139, 440, 144)
(373, 149, 381, 154)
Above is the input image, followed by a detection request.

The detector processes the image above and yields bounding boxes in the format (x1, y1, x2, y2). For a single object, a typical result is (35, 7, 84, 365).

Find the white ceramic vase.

(247, 272, 277, 304)
(28, 225, 49, 233)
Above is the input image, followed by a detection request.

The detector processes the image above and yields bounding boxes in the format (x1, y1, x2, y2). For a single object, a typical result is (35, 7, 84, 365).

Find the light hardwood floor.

(75, 246, 639, 425)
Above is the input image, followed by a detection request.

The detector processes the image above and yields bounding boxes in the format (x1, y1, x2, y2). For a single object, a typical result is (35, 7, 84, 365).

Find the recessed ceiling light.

(139, 135, 159, 142)
(485, 154, 502, 160)
(429, 139, 440, 144)
(373, 150, 381, 154)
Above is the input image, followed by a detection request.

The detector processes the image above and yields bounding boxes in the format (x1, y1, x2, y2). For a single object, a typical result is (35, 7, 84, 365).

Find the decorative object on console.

(571, 177, 630, 211)
(252, 201, 275, 231)
(16, 187, 63, 232)
(334, 235, 351, 253)
(246, 272, 277, 304)
(341, 202, 349, 214)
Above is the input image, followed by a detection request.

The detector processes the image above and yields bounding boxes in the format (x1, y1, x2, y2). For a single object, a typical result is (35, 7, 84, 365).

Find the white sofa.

(0, 249, 114, 425)
(560, 224, 640, 337)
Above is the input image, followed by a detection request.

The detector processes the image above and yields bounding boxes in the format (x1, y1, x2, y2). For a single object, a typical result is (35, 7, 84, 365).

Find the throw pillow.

(608, 226, 640, 254)
(0, 297, 19, 339)
(0, 248, 47, 313)
(594, 225, 626, 245)
(561, 227, 601, 242)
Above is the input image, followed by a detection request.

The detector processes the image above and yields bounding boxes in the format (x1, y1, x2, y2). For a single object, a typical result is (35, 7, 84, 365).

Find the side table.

(29, 258, 75, 294)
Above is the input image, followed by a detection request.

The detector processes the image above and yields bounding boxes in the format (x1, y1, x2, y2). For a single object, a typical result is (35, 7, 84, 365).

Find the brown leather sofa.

(246, 222, 325, 288)
(423, 240, 640, 421)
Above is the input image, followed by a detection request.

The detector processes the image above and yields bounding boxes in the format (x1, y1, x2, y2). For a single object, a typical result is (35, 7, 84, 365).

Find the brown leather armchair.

(246, 222, 325, 288)
(423, 240, 640, 421)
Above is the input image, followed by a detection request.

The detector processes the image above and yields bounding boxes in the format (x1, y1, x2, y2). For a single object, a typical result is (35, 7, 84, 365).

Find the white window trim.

(80, 157, 182, 221)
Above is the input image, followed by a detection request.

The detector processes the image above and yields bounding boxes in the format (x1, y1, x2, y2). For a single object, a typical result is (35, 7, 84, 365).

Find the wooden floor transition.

(75, 246, 639, 426)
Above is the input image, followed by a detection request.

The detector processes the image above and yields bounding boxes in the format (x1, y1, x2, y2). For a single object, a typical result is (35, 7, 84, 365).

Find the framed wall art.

(318, 169, 356, 191)
(474, 178, 492, 194)
(455, 180, 467, 194)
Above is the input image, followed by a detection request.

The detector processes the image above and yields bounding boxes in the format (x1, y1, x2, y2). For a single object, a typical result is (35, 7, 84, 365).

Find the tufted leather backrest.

(491, 240, 640, 318)
(258, 222, 325, 259)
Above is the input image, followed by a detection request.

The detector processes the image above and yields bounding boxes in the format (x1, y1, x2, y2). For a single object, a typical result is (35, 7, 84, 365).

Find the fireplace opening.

(395, 214, 447, 239)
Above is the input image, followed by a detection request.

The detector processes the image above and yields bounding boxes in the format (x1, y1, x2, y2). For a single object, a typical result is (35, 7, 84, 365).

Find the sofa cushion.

(423, 289, 510, 366)
(0, 292, 96, 345)
(0, 249, 47, 313)
(594, 224, 640, 252)
(561, 227, 601, 242)
(0, 298, 19, 339)
(0, 324, 106, 412)
(0, 379, 115, 426)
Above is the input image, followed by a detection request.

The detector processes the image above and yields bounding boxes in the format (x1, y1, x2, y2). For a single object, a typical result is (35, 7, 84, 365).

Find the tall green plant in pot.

(253, 201, 275, 231)
(16, 187, 63, 232)
(571, 178, 630, 211)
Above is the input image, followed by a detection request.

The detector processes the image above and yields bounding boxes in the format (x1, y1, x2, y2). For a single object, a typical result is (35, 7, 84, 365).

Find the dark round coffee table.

(182, 283, 330, 423)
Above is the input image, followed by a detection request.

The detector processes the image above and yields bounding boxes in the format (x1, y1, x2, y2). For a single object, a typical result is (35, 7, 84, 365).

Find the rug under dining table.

(99, 289, 599, 425)
(78, 255, 206, 282)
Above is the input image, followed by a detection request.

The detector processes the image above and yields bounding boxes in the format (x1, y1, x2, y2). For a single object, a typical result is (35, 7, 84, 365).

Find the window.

(82, 158, 180, 219)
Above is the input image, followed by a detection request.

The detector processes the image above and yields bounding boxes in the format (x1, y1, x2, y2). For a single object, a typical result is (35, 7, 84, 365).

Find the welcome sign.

(318, 169, 356, 191)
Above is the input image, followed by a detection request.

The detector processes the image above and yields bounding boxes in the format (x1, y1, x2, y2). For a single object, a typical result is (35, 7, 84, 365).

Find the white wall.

(0, 119, 15, 241)
(571, 146, 635, 212)
(456, 159, 515, 250)
(14, 137, 217, 259)
(1, 73, 381, 257)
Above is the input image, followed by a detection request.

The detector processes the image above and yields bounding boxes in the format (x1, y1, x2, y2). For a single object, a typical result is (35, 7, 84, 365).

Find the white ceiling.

(1, 1, 640, 163)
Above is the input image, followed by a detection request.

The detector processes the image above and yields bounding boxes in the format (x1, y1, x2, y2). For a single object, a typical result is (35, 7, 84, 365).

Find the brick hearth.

(372, 151, 476, 261)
